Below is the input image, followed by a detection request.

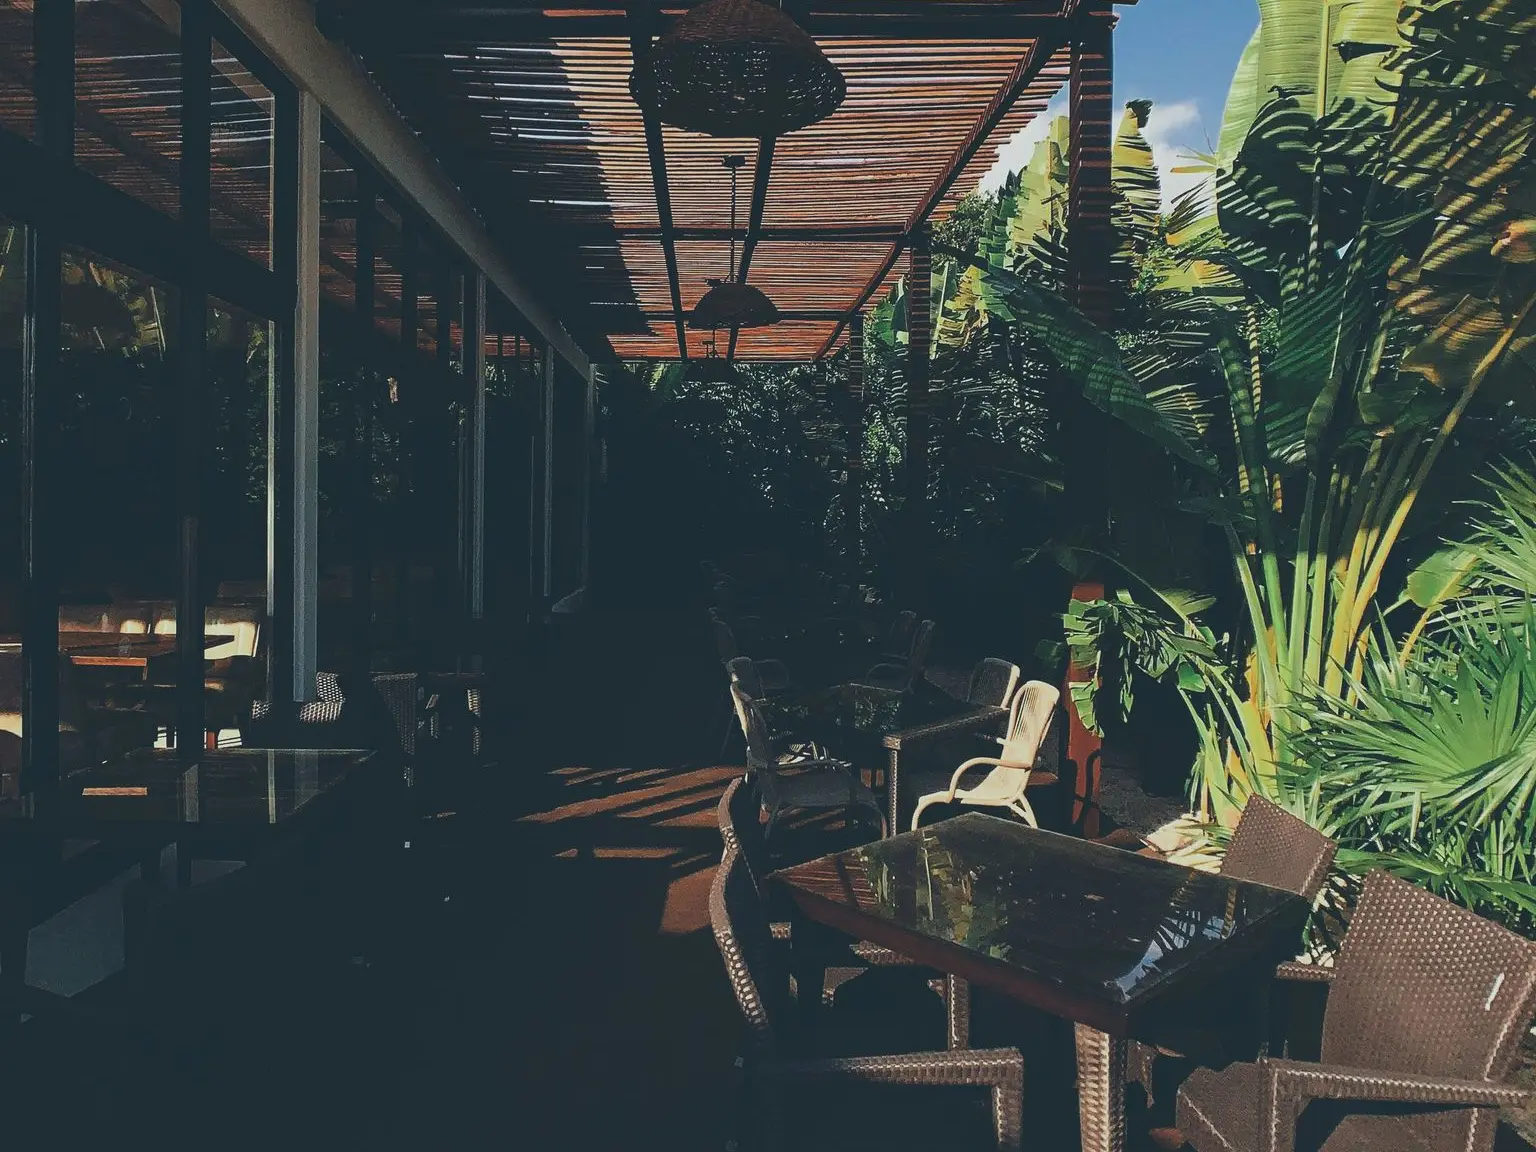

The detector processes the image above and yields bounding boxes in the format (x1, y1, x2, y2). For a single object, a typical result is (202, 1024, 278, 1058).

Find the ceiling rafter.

(726, 135, 775, 363)
(628, 0, 688, 359)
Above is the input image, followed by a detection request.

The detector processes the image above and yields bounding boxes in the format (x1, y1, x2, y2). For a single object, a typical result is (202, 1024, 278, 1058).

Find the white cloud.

(1141, 100, 1211, 209)
(974, 96, 1213, 210)
(977, 92, 1068, 196)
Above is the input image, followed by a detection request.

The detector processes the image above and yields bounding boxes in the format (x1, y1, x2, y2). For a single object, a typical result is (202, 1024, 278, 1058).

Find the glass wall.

(210, 35, 275, 268)
(0, 213, 23, 793)
(0, 1, 34, 140)
(75, 0, 183, 218)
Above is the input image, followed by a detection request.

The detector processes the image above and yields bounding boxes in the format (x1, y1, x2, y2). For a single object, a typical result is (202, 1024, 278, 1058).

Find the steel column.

(292, 92, 322, 700)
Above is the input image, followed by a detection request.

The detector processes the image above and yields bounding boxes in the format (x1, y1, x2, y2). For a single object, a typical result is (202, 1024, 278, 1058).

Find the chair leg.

(1009, 798, 1039, 829)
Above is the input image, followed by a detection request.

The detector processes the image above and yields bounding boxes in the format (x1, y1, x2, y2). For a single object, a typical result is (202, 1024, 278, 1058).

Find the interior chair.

(737, 686, 884, 840)
(964, 659, 1020, 709)
(910, 681, 1059, 831)
(719, 777, 970, 1049)
(711, 849, 1024, 1151)
(1130, 795, 1338, 1116)
(861, 618, 935, 693)
(1175, 869, 1536, 1152)
(877, 610, 919, 660)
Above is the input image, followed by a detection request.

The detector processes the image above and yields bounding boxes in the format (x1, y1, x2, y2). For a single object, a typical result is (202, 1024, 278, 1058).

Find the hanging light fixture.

(690, 155, 780, 334)
(629, 0, 846, 138)
(686, 333, 740, 382)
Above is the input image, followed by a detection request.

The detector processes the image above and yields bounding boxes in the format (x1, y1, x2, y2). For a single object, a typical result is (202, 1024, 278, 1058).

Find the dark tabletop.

(772, 813, 1309, 1036)
(43, 747, 375, 831)
(774, 682, 1000, 749)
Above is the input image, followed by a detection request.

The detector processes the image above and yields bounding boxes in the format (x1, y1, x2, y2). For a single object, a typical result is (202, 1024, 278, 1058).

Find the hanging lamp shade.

(689, 278, 781, 330)
(630, 0, 846, 137)
(686, 353, 740, 383)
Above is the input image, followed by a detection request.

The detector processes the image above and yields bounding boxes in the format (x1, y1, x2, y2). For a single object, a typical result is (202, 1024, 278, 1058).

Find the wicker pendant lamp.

(690, 155, 780, 333)
(630, 0, 846, 138)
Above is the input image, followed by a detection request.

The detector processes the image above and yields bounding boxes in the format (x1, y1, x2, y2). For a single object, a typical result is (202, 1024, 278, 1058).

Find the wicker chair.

(1130, 795, 1338, 1110)
(861, 618, 935, 693)
(877, 610, 919, 660)
(965, 659, 1020, 708)
(1175, 869, 1536, 1152)
(737, 686, 884, 839)
(719, 777, 971, 1049)
(710, 848, 1025, 1151)
(909, 681, 1059, 831)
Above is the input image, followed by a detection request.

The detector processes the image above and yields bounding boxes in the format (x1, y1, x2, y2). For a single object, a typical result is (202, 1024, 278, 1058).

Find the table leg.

(886, 748, 900, 837)
(1074, 1023, 1126, 1152)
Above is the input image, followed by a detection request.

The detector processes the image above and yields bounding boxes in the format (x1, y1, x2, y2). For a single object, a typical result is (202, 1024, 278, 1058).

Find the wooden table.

(772, 813, 1309, 1152)
(0, 632, 235, 678)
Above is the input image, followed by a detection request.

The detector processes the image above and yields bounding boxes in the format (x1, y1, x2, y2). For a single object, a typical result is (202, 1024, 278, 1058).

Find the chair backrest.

(59, 604, 112, 633)
(966, 658, 1020, 709)
(709, 847, 788, 1057)
(712, 618, 739, 664)
(733, 685, 776, 770)
(725, 657, 762, 738)
(906, 619, 936, 675)
(719, 776, 772, 894)
(1320, 871, 1536, 1150)
(1220, 795, 1337, 900)
(881, 610, 918, 659)
(998, 680, 1060, 767)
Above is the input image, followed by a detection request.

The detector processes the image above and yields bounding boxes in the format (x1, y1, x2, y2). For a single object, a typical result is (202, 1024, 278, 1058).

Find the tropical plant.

(966, 0, 1536, 826)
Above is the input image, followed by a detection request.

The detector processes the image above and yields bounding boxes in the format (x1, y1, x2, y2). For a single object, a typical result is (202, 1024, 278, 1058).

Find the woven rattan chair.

(1175, 869, 1536, 1152)
(877, 610, 919, 660)
(909, 681, 1059, 831)
(964, 659, 1020, 709)
(710, 848, 1024, 1151)
(1130, 796, 1338, 1111)
(737, 687, 884, 839)
(719, 777, 972, 1049)
(862, 618, 935, 693)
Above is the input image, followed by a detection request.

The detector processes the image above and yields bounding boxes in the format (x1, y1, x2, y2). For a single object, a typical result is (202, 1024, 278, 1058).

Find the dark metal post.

(352, 169, 376, 677)
(843, 313, 864, 585)
(269, 83, 299, 708)
(176, 0, 211, 751)
(903, 229, 932, 607)
(19, 0, 73, 803)
(1065, 5, 1114, 837)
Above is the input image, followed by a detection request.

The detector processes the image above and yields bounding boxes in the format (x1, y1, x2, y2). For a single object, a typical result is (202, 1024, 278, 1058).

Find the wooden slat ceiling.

(328, 0, 1126, 361)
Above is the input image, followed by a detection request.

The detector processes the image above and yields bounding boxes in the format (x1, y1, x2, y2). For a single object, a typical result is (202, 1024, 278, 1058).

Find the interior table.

(771, 813, 1309, 1152)
(773, 683, 1006, 835)
(0, 747, 378, 1040)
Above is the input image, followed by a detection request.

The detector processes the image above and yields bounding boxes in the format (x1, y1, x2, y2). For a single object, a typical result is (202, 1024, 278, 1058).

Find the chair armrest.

(767, 1045, 1022, 1088)
(1263, 1056, 1528, 1114)
(946, 756, 1005, 794)
(849, 940, 918, 966)
(1274, 961, 1334, 984)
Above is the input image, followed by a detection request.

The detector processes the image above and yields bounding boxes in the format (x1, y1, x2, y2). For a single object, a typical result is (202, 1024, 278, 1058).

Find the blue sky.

(980, 0, 1260, 201)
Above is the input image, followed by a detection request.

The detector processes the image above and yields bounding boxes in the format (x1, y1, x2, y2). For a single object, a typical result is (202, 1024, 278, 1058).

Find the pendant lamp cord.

(728, 161, 738, 282)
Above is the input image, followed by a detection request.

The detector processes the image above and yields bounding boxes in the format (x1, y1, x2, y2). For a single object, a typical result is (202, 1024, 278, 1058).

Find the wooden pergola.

(318, 0, 1128, 362)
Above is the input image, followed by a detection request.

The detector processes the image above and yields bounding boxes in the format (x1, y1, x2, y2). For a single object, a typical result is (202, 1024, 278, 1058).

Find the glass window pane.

(1, 215, 24, 795)
(75, 0, 182, 218)
(0, 1, 35, 140)
(58, 246, 178, 748)
(206, 298, 270, 727)
(318, 133, 356, 309)
(210, 38, 274, 268)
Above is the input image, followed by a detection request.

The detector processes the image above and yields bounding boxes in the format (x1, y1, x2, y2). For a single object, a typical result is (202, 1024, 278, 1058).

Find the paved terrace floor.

(8, 608, 1536, 1150)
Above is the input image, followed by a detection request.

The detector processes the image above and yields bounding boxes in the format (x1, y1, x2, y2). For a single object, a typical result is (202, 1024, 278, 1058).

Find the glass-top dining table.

(772, 813, 1310, 1152)
(768, 683, 1007, 835)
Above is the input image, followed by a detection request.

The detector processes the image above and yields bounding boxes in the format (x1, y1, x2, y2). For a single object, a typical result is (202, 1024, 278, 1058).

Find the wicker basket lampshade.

(689, 278, 781, 330)
(630, 0, 846, 137)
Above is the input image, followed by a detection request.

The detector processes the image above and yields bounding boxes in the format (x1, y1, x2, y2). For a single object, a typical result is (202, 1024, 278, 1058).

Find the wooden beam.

(815, 31, 1069, 358)
(628, 4, 688, 359)
(727, 136, 775, 363)
(610, 223, 904, 243)
(348, 5, 1086, 44)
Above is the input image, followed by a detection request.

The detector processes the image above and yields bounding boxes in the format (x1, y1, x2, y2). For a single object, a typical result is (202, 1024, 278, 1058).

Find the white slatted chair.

(910, 680, 1060, 831)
